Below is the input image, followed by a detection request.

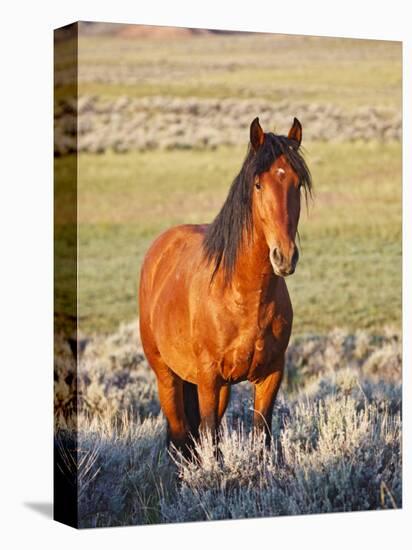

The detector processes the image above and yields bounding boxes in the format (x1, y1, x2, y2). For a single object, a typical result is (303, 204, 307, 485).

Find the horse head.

(250, 117, 309, 277)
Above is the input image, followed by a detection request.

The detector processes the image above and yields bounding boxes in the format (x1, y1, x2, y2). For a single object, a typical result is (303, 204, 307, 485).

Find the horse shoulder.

(270, 278, 293, 346)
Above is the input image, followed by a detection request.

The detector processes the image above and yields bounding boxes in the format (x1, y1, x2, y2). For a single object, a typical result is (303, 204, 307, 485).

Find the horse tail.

(183, 381, 200, 441)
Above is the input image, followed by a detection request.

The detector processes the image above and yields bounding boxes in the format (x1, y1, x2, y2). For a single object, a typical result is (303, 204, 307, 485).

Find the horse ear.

(250, 117, 265, 151)
(288, 117, 302, 147)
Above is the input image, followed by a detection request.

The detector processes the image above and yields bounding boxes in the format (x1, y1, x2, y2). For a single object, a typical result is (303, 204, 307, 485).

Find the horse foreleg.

(252, 357, 284, 448)
(217, 384, 231, 424)
(197, 367, 222, 443)
(156, 370, 191, 456)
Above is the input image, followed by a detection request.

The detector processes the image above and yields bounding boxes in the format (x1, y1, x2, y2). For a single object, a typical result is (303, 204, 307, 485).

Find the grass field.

(72, 34, 402, 111)
(55, 140, 402, 335)
(54, 27, 402, 527)
(55, 33, 401, 110)
(54, 31, 402, 336)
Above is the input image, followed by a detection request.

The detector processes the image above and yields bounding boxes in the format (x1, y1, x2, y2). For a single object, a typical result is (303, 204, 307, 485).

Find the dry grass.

(55, 96, 400, 155)
(54, 322, 402, 527)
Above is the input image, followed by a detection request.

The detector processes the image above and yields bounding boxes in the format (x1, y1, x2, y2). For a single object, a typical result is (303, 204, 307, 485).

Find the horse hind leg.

(148, 355, 192, 457)
(183, 381, 200, 442)
(183, 382, 230, 460)
(140, 319, 194, 458)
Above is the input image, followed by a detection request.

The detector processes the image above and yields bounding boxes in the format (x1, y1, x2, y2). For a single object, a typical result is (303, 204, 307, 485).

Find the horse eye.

(255, 182, 261, 190)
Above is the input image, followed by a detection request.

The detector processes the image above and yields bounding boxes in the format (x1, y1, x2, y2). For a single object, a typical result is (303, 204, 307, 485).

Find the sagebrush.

(54, 322, 402, 527)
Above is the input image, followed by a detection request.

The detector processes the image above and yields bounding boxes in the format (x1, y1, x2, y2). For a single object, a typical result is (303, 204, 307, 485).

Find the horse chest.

(194, 287, 291, 383)
(217, 322, 285, 384)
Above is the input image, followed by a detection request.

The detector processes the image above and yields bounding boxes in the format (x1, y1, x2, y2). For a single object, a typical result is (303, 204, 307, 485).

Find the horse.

(139, 117, 312, 457)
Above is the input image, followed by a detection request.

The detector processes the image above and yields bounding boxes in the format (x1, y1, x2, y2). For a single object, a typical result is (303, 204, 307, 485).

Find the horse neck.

(230, 221, 275, 296)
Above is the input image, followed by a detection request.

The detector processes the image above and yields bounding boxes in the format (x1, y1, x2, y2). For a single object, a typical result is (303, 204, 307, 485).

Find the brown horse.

(139, 117, 312, 456)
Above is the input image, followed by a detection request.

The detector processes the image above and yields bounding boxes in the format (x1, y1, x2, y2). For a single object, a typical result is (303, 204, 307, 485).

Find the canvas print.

(54, 22, 402, 528)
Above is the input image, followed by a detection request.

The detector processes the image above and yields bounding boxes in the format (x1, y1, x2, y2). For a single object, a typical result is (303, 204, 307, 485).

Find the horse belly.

(143, 230, 203, 384)
(155, 316, 199, 383)
(147, 274, 198, 382)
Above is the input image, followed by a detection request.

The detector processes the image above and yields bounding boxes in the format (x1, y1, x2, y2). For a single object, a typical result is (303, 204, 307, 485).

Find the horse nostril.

(291, 247, 299, 268)
(272, 248, 282, 265)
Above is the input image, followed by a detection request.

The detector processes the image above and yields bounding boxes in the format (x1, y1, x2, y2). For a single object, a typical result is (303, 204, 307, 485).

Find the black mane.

(202, 132, 312, 283)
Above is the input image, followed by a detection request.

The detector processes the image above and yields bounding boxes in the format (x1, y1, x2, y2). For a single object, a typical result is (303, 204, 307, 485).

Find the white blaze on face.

(276, 168, 286, 176)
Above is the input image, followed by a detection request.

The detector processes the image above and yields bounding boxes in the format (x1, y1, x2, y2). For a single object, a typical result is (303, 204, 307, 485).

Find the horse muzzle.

(270, 245, 299, 277)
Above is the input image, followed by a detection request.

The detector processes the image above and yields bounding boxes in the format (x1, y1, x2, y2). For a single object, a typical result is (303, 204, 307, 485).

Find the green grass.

(54, 31, 402, 335)
(69, 34, 402, 110)
(55, 140, 401, 335)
